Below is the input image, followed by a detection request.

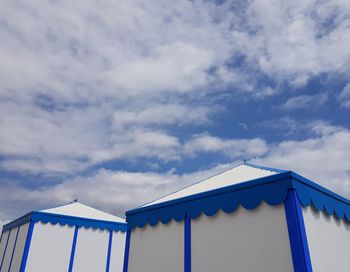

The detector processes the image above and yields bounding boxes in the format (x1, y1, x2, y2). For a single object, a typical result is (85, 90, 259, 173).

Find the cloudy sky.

(0, 0, 349, 227)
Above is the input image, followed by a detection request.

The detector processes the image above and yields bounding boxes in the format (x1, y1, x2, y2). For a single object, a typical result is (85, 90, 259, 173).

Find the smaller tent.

(0, 201, 126, 272)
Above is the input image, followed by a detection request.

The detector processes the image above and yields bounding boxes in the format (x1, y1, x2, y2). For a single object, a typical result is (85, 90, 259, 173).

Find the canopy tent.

(0, 202, 126, 272)
(124, 162, 350, 272)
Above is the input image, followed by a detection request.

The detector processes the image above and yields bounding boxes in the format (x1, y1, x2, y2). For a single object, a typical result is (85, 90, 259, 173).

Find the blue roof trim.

(3, 212, 127, 232)
(243, 161, 287, 173)
(125, 171, 350, 229)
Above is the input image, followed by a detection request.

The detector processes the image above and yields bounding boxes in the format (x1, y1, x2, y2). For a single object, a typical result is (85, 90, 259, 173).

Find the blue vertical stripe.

(8, 226, 20, 272)
(184, 216, 191, 272)
(105, 230, 113, 272)
(68, 226, 79, 272)
(19, 221, 35, 272)
(122, 229, 131, 272)
(0, 229, 11, 271)
(284, 189, 313, 272)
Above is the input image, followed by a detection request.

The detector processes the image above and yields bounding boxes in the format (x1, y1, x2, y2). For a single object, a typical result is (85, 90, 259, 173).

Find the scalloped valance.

(126, 171, 350, 229)
(3, 211, 127, 232)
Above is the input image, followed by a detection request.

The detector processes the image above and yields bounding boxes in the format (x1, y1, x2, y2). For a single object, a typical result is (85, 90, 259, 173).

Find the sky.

(0, 0, 349, 227)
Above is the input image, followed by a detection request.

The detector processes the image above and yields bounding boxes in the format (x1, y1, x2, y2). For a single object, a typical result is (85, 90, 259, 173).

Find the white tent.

(0, 202, 126, 272)
(124, 162, 350, 272)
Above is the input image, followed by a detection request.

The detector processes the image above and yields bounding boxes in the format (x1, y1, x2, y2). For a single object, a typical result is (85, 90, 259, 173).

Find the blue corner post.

(0, 229, 11, 271)
(123, 229, 131, 272)
(68, 226, 79, 272)
(284, 189, 313, 272)
(8, 226, 20, 272)
(184, 216, 191, 272)
(105, 230, 113, 272)
(20, 221, 35, 272)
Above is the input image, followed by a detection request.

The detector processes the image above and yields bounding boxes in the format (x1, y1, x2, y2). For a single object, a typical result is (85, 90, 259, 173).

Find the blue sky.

(0, 0, 349, 225)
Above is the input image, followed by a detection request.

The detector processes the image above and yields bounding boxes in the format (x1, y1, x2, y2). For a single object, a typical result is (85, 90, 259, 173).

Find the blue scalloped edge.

(126, 171, 350, 229)
(3, 212, 127, 232)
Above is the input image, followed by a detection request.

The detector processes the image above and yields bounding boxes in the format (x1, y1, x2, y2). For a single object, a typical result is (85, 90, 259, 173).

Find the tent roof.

(3, 202, 126, 232)
(41, 202, 124, 223)
(126, 163, 350, 229)
(144, 162, 285, 206)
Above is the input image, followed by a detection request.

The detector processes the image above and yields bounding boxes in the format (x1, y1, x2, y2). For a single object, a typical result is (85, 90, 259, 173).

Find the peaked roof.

(3, 201, 126, 232)
(41, 202, 124, 223)
(144, 162, 285, 206)
(126, 163, 350, 229)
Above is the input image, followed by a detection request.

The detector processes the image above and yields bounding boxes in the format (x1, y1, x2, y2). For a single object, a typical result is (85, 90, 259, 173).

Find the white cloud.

(281, 93, 328, 110)
(338, 84, 350, 109)
(184, 134, 268, 159)
(1, 122, 349, 226)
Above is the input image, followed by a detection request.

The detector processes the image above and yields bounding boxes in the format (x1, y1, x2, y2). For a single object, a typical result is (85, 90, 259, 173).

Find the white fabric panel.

(42, 202, 124, 222)
(1, 227, 18, 272)
(192, 203, 294, 272)
(109, 231, 126, 272)
(145, 164, 277, 206)
(0, 231, 10, 266)
(25, 222, 74, 272)
(302, 206, 350, 272)
(73, 227, 109, 272)
(10, 223, 29, 272)
(128, 221, 184, 272)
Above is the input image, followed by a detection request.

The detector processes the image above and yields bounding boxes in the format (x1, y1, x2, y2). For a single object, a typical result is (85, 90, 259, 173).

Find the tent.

(124, 163, 350, 272)
(0, 201, 126, 272)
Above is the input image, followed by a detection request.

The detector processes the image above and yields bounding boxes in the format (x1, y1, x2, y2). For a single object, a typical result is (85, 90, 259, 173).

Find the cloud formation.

(0, 0, 349, 228)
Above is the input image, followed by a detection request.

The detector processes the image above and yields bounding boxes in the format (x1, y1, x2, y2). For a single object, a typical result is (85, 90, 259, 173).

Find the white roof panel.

(40, 202, 124, 223)
(144, 163, 283, 207)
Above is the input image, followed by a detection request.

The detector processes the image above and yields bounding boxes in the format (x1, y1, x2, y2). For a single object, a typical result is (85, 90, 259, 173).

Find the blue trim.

(8, 226, 20, 272)
(123, 229, 131, 272)
(243, 161, 287, 173)
(126, 171, 350, 229)
(68, 226, 79, 272)
(105, 230, 113, 272)
(19, 221, 34, 272)
(285, 189, 313, 272)
(3, 212, 126, 233)
(184, 216, 191, 272)
(0, 229, 11, 271)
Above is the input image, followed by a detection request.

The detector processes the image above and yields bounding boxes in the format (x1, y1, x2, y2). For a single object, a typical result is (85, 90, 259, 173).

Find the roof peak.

(40, 201, 125, 223)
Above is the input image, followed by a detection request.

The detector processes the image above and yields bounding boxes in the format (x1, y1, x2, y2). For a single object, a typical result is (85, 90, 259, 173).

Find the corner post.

(122, 229, 131, 272)
(284, 189, 312, 272)
(105, 230, 113, 272)
(68, 225, 79, 272)
(20, 220, 35, 272)
(184, 216, 191, 272)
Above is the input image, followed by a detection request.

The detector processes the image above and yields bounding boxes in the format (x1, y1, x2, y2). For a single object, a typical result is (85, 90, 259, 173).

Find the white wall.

(0, 231, 10, 267)
(128, 220, 184, 272)
(191, 203, 294, 272)
(1, 227, 19, 272)
(9, 223, 29, 272)
(25, 222, 74, 272)
(109, 231, 126, 272)
(73, 227, 109, 272)
(303, 206, 350, 272)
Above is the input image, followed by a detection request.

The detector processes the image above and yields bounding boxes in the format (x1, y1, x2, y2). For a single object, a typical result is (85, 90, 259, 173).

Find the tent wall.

(1, 227, 19, 272)
(128, 221, 184, 272)
(73, 228, 109, 272)
(191, 203, 294, 272)
(302, 206, 350, 272)
(0, 230, 10, 270)
(9, 223, 29, 272)
(25, 222, 74, 272)
(109, 230, 126, 272)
